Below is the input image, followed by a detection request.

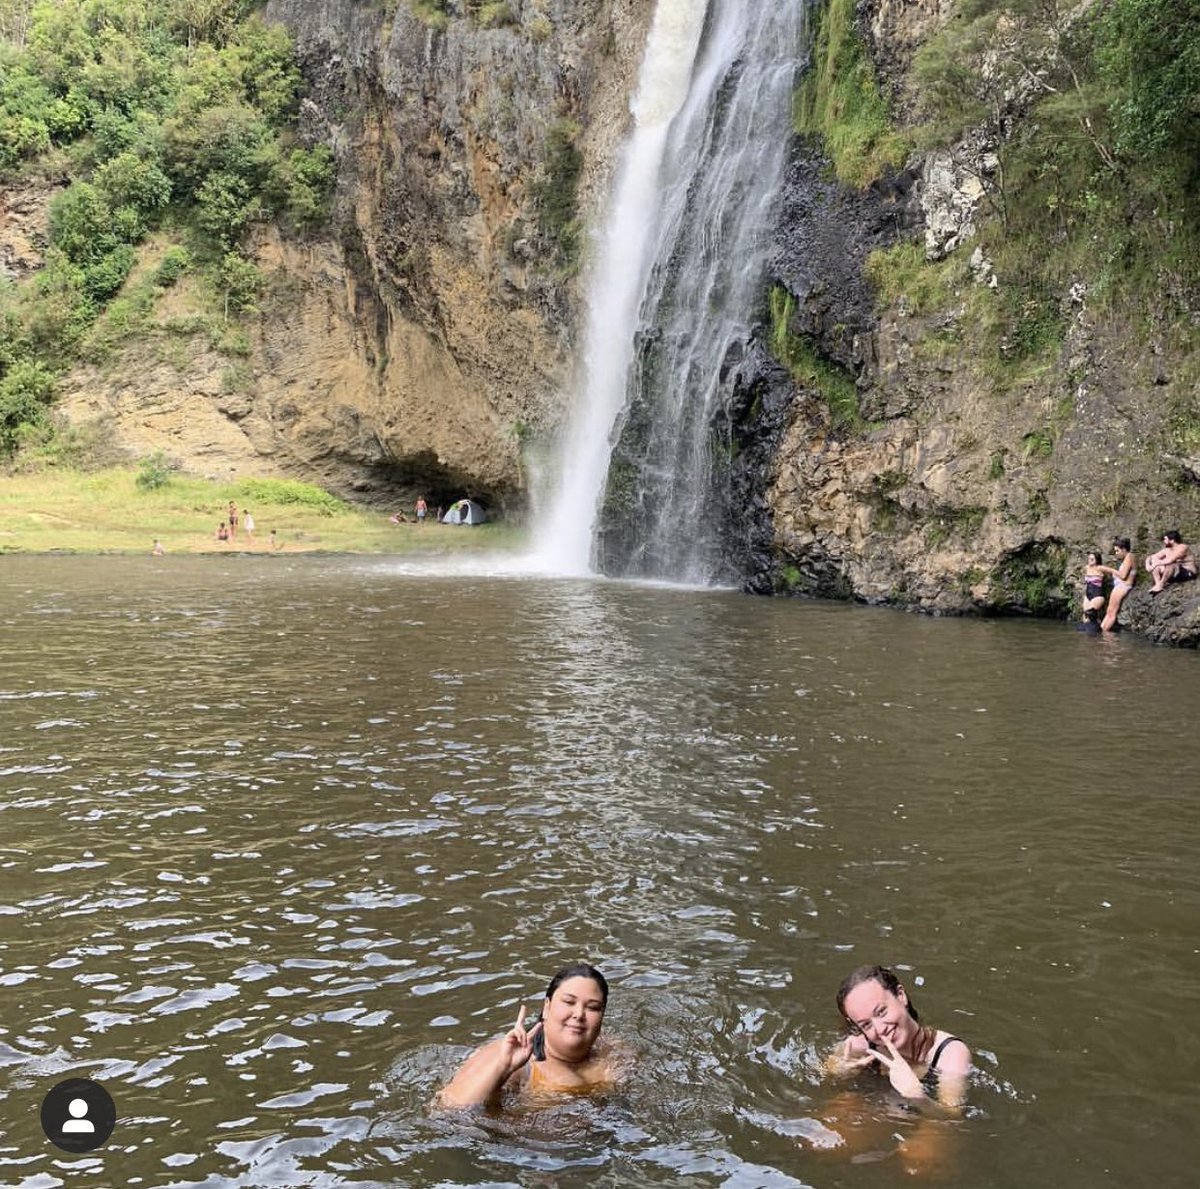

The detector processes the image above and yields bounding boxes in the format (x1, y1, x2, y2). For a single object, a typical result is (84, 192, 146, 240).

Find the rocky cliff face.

(53, 0, 653, 511)
(736, 0, 1200, 644)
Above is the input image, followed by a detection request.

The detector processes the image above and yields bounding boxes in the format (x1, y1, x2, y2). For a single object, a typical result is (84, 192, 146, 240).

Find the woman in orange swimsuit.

(438, 962, 623, 1108)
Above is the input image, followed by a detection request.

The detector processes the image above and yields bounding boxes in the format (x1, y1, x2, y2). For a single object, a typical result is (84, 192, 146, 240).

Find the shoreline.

(0, 467, 525, 557)
(0, 527, 503, 558)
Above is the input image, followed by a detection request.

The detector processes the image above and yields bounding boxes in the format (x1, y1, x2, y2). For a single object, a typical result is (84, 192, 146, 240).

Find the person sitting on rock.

(1145, 530, 1197, 594)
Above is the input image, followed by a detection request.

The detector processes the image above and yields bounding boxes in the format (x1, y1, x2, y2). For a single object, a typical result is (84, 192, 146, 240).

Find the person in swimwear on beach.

(825, 965, 971, 1110)
(438, 962, 623, 1109)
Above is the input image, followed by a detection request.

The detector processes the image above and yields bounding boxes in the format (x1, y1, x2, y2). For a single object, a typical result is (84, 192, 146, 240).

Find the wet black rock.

(1122, 583, 1200, 647)
(771, 143, 922, 371)
(725, 340, 795, 593)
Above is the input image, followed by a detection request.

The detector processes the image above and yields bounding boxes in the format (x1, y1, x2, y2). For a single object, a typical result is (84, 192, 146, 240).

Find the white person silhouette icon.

(61, 1097, 95, 1133)
(40, 1078, 116, 1153)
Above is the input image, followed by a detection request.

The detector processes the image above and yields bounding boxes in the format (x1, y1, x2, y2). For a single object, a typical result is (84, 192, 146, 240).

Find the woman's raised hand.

(837, 1036, 879, 1073)
(497, 1003, 542, 1078)
(871, 1036, 926, 1098)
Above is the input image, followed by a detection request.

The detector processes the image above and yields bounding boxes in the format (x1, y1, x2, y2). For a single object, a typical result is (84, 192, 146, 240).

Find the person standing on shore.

(416, 496, 428, 524)
(243, 509, 255, 539)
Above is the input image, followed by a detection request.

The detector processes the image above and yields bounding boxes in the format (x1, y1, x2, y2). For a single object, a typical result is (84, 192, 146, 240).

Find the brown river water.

(1, 554, 1198, 1187)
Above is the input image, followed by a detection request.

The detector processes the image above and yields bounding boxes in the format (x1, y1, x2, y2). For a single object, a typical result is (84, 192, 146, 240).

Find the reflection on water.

(1, 555, 1198, 1186)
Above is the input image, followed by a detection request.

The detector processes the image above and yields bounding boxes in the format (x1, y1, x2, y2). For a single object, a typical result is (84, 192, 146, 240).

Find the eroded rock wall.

(741, 0, 1200, 642)
(53, 0, 653, 510)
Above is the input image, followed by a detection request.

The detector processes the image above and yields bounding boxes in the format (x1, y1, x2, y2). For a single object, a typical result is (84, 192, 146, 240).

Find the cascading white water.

(532, 0, 804, 582)
(532, 0, 709, 576)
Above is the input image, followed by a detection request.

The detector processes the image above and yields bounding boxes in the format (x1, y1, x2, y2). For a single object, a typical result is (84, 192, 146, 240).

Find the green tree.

(27, 251, 95, 359)
(48, 182, 122, 264)
(1094, 0, 1200, 167)
(24, 0, 98, 94)
(0, 359, 55, 453)
(217, 250, 261, 318)
(0, 0, 36, 47)
(0, 51, 52, 166)
(228, 15, 301, 125)
(163, 101, 271, 198)
(81, 243, 136, 301)
(195, 169, 258, 247)
(94, 149, 172, 212)
(273, 144, 335, 230)
(169, 0, 253, 49)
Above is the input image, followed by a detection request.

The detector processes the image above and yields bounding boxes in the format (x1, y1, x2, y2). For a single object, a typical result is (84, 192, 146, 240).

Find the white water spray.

(532, 0, 708, 576)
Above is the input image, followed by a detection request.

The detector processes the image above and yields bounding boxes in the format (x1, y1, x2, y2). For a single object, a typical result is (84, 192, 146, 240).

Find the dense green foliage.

(236, 476, 349, 515)
(0, 0, 334, 454)
(910, 0, 1198, 307)
(0, 358, 54, 451)
(793, 0, 910, 186)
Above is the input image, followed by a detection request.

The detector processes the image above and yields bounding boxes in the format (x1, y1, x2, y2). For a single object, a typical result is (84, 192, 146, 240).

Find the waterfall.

(533, 0, 804, 583)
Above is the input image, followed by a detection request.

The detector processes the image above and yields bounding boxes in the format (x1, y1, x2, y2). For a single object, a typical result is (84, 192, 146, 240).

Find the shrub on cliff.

(0, 360, 55, 454)
(534, 119, 583, 271)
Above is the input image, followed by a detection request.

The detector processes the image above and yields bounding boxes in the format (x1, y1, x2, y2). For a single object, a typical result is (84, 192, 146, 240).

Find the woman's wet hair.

(545, 962, 608, 1008)
(1087, 550, 1101, 565)
(836, 965, 919, 1030)
(1113, 537, 1130, 552)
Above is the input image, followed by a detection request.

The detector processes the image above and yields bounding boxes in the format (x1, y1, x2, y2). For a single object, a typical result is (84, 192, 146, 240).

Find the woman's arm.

(930, 1038, 971, 1110)
(438, 1005, 543, 1109)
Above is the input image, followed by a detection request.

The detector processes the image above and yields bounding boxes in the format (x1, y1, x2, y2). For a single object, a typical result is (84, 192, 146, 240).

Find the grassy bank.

(0, 469, 525, 556)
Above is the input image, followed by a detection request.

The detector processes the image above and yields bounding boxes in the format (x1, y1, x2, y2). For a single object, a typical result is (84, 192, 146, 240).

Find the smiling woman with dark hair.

(438, 962, 623, 1109)
(825, 965, 971, 1109)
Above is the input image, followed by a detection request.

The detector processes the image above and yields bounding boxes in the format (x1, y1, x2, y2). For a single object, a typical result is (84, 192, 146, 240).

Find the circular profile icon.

(40, 1078, 116, 1153)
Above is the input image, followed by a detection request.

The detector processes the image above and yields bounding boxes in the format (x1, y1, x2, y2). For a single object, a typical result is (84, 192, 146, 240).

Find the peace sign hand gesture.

(836, 1036, 880, 1074)
(870, 1035, 926, 1099)
(496, 1003, 542, 1080)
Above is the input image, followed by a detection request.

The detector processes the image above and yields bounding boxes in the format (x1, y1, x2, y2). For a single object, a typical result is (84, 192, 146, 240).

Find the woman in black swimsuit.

(826, 965, 971, 1108)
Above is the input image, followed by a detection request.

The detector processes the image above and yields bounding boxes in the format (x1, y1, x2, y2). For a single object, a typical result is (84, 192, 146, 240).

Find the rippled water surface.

(2, 555, 1199, 1187)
